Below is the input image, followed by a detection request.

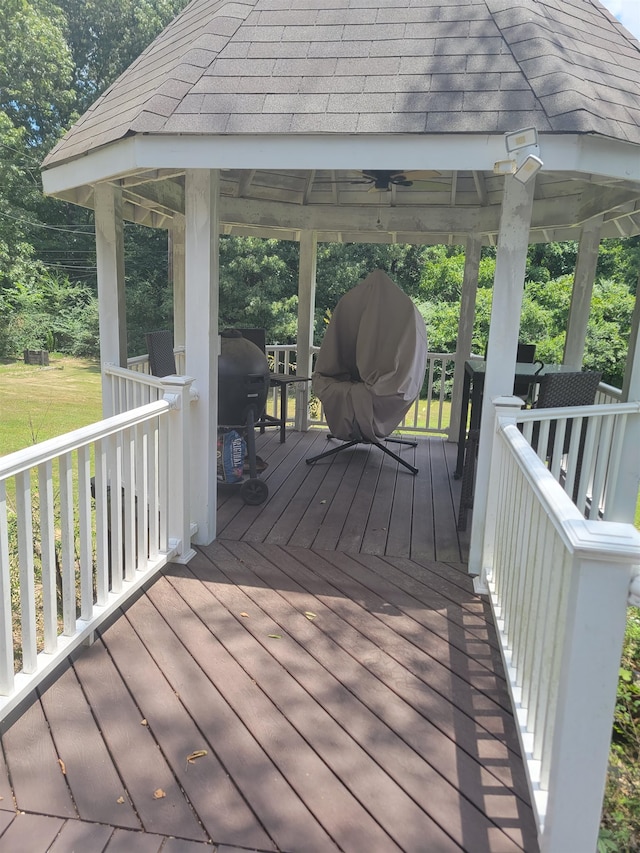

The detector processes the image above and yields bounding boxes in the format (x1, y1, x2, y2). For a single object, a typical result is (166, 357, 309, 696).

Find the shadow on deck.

(0, 431, 538, 852)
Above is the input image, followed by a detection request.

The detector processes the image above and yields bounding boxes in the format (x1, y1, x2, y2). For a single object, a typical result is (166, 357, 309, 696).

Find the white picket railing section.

(516, 400, 639, 520)
(482, 400, 640, 853)
(0, 379, 195, 722)
(129, 346, 457, 436)
(306, 350, 456, 436)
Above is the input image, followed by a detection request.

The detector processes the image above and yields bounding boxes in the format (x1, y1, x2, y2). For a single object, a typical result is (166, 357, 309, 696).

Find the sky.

(599, 0, 640, 40)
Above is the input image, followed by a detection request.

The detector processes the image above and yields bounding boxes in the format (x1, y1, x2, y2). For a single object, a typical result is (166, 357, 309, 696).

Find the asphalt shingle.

(43, 0, 640, 168)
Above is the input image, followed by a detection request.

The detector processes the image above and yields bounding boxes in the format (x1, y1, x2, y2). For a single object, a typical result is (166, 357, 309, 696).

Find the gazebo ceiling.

(41, 0, 640, 246)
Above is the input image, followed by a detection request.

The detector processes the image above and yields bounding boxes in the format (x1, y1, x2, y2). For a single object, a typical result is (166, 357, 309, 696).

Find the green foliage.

(599, 609, 640, 851)
(0, 0, 75, 146)
(55, 0, 188, 111)
(0, 270, 99, 358)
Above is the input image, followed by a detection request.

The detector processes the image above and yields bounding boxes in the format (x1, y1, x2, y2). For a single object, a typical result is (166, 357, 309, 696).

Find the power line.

(0, 209, 95, 234)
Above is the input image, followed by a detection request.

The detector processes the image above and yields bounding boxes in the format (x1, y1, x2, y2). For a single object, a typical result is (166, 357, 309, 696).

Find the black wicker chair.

(145, 330, 177, 377)
(531, 370, 602, 500)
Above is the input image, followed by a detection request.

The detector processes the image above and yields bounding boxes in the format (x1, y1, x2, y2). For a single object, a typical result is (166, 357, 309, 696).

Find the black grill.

(218, 330, 270, 426)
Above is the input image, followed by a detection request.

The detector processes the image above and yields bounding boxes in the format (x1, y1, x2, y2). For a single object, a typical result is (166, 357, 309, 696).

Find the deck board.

(0, 431, 538, 853)
(217, 431, 469, 563)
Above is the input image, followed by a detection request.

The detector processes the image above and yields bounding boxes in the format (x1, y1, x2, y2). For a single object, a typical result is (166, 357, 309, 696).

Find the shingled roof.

(43, 0, 640, 168)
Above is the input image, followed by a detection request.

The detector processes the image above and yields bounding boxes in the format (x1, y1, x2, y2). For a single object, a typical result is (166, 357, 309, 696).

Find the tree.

(56, 0, 189, 111)
(0, 0, 75, 147)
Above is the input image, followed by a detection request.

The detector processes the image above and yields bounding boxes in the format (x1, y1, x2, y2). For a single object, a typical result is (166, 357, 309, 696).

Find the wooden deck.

(0, 430, 539, 852)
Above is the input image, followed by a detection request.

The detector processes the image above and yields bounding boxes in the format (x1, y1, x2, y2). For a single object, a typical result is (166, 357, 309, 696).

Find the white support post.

(185, 169, 219, 545)
(563, 215, 602, 369)
(474, 395, 525, 594)
(608, 277, 640, 521)
(296, 230, 317, 431)
(542, 535, 635, 853)
(469, 175, 535, 576)
(162, 375, 196, 563)
(94, 182, 127, 418)
(449, 234, 481, 443)
(171, 214, 186, 350)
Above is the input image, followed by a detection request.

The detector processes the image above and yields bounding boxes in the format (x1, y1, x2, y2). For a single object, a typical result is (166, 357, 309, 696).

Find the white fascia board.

(41, 133, 510, 194)
(42, 132, 640, 197)
(42, 137, 141, 196)
(541, 135, 640, 182)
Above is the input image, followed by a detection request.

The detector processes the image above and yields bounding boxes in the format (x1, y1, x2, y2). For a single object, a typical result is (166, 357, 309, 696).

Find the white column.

(563, 215, 602, 369)
(449, 234, 482, 442)
(185, 170, 219, 545)
(469, 175, 536, 576)
(170, 214, 186, 351)
(296, 230, 317, 431)
(608, 278, 640, 521)
(94, 182, 127, 416)
(162, 375, 196, 563)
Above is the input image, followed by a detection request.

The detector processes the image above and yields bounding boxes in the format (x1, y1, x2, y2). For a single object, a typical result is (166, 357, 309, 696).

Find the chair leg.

(385, 436, 418, 448)
(371, 439, 418, 475)
(306, 435, 418, 475)
(305, 438, 360, 465)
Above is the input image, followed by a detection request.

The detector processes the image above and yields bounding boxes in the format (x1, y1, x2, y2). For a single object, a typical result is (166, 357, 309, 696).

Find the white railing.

(595, 380, 623, 406)
(481, 401, 640, 853)
(516, 400, 640, 520)
(0, 380, 194, 722)
(308, 351, 456, 436)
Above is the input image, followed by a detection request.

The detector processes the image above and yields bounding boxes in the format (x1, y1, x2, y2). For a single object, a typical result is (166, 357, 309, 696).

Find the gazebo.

(41, 0, 640, 554)
(0, 0, 636, 849)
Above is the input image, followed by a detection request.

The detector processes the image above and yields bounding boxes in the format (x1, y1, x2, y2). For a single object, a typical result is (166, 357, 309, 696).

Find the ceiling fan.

(315, 169, 442, 191)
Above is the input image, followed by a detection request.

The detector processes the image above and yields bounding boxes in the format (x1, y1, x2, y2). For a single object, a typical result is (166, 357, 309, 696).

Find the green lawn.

(0, 356, 103, 456)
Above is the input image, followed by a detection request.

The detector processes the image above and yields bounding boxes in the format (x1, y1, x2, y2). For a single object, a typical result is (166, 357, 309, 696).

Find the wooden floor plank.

(0, 812, 64, 852)
(0, 736, 16, 811)
(104, 827, 165, 852)
(48, 819, 114, 851)
(146, 570, 402, 853)
(2, 698, 76, 819)
(335, 447, 384, 553)
(408, 436, 437, 560)
(286, 451, 347, 548)
(39, 664, 140, 829)
(233, 543, 534, 815)
(312, 444, 372, 552)
(102, 608, 274, 851)
(193, 543, 533, 852)
(385, 441, 418, 557)
(351, 552, 502, 652)
(315, 548, 514, 713)
(72, 639, 208, 842)
(360, 451, 401, 555)
(431, 439, 464, 562)
(123, 583, 337, 853)
(174, 555, 468, 853)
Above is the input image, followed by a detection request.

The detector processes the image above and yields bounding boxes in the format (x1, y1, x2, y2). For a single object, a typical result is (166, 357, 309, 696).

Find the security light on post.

(494, 126, 543, 184)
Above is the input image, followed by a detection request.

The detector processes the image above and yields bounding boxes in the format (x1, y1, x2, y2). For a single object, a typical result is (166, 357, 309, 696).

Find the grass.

(0, 355, 103, 455)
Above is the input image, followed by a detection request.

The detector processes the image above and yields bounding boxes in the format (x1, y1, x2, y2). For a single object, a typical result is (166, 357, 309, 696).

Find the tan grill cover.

(312, 269, 428, 441)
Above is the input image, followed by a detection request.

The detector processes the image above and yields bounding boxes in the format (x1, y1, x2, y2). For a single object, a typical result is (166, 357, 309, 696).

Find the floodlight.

(514, 154, 543, 184)
(493, 159, 517, 175)
(505, 126, 538, 153)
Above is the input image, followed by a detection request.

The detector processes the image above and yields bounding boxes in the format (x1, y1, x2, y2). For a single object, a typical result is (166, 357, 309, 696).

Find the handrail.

(515, 401, 640, 520)
(483, 401, 640, 852)
(0, 382, 194, 722)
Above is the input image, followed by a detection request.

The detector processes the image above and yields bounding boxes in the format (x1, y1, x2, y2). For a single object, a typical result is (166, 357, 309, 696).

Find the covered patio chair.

(305, 269, 428, 475)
